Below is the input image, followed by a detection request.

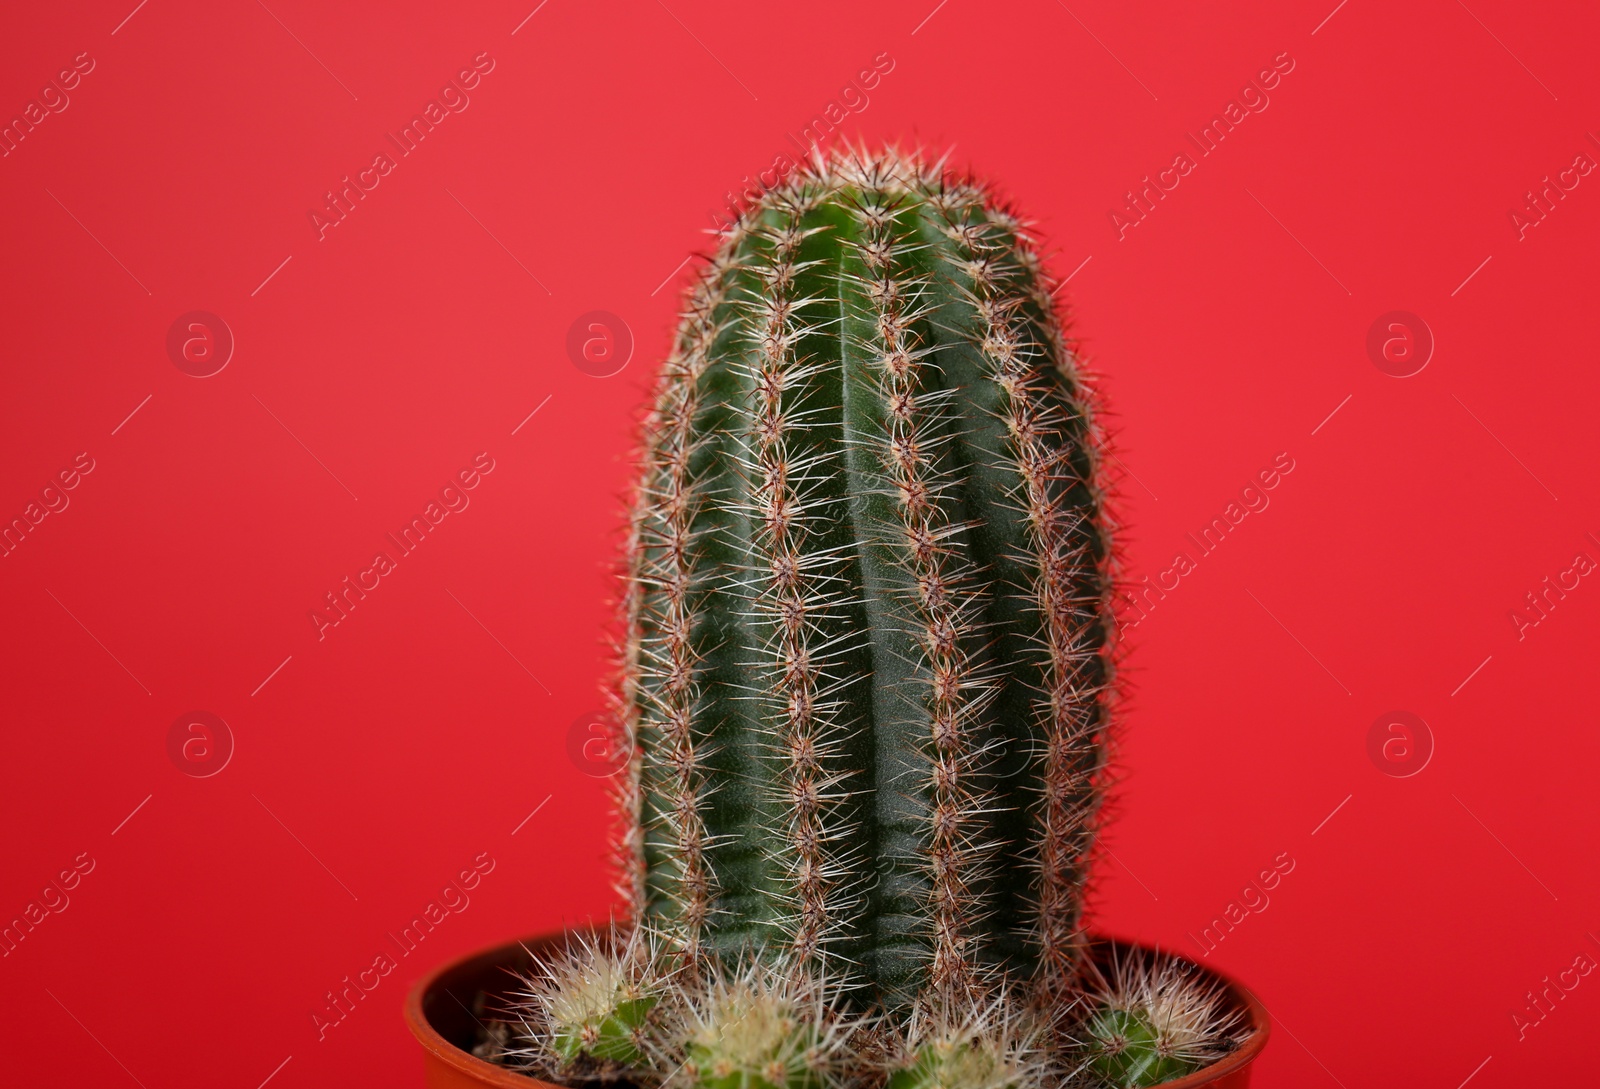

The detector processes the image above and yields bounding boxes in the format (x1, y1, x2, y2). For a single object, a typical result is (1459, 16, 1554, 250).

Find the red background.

(3, 1, 1598, 1085)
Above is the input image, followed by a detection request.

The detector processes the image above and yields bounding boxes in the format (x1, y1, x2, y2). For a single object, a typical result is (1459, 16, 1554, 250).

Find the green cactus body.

(616, 151, 1114, 1014)
(683, 1007, 821, 1089)
(1083, 1009, 1194, 1088)
(887, 1038, 1019, 1089)
(510, 933, 668, 1082)
(550, 995, 656, 1067)
(679, 968, 850, 1089)
(1076, 951, 1242, 1088)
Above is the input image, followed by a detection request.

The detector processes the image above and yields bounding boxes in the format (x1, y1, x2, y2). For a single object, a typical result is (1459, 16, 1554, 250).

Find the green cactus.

(675, 960, 862, 1089)
(885, 997, 1044, 1089)
(493, 149, 1261, 1089)
(887, 1039, 1018, 1089)
(612, 149, 1116, 1016)
(1083, 1009, 1194, 1088)
(507, 931, 668, 1083)
(1077, 952, 1242, 1088)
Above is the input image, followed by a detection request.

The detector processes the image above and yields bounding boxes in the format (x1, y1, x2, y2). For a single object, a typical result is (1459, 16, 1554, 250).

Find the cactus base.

(406, 932, 1270, 1089)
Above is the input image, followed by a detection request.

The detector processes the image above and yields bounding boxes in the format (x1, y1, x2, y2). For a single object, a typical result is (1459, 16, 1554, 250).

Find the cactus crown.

(612, 145, 1116, 1016)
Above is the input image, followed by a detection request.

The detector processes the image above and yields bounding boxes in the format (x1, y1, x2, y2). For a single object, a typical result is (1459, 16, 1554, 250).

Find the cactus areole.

(614, 150, 1116, 1016)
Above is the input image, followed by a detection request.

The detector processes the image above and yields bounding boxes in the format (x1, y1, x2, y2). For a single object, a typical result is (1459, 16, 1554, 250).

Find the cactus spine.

(616, 149, 1115, 1016)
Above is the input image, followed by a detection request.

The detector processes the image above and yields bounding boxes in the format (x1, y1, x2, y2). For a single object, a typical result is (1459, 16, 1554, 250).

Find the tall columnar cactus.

(612, 149, 1116, 1017)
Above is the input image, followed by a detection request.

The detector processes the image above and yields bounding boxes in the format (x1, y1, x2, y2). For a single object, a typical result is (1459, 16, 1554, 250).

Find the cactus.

(613, 147, 1116, 1017)
(1076, 951, 1243, 1088)
(495, 147, 1250, 1089)
(885, 995, 1046, 1089)
(671, 959, 865, 1089)
(617, 148, 1120, 1017)
(505, 930, 671, 1084)
(886, 1035, 1023, 1089)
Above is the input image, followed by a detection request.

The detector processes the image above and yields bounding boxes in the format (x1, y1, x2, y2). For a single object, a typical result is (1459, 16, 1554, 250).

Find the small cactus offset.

(672, 960, 866, 1089)
(503, 930, 671, 1084)
(1076, 951, 1243, 1088)
(618, 147, 1115, 1016)
(885, 995, 1046, 1089)
(498, 148, 1252, 1089)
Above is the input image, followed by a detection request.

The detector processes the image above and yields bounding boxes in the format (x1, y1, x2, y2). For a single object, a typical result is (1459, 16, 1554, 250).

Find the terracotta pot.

(405, 933, 1270, 1089)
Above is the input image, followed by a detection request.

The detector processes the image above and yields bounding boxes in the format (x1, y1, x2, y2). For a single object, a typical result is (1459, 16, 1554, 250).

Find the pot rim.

(405, 931, 1271, 1089)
